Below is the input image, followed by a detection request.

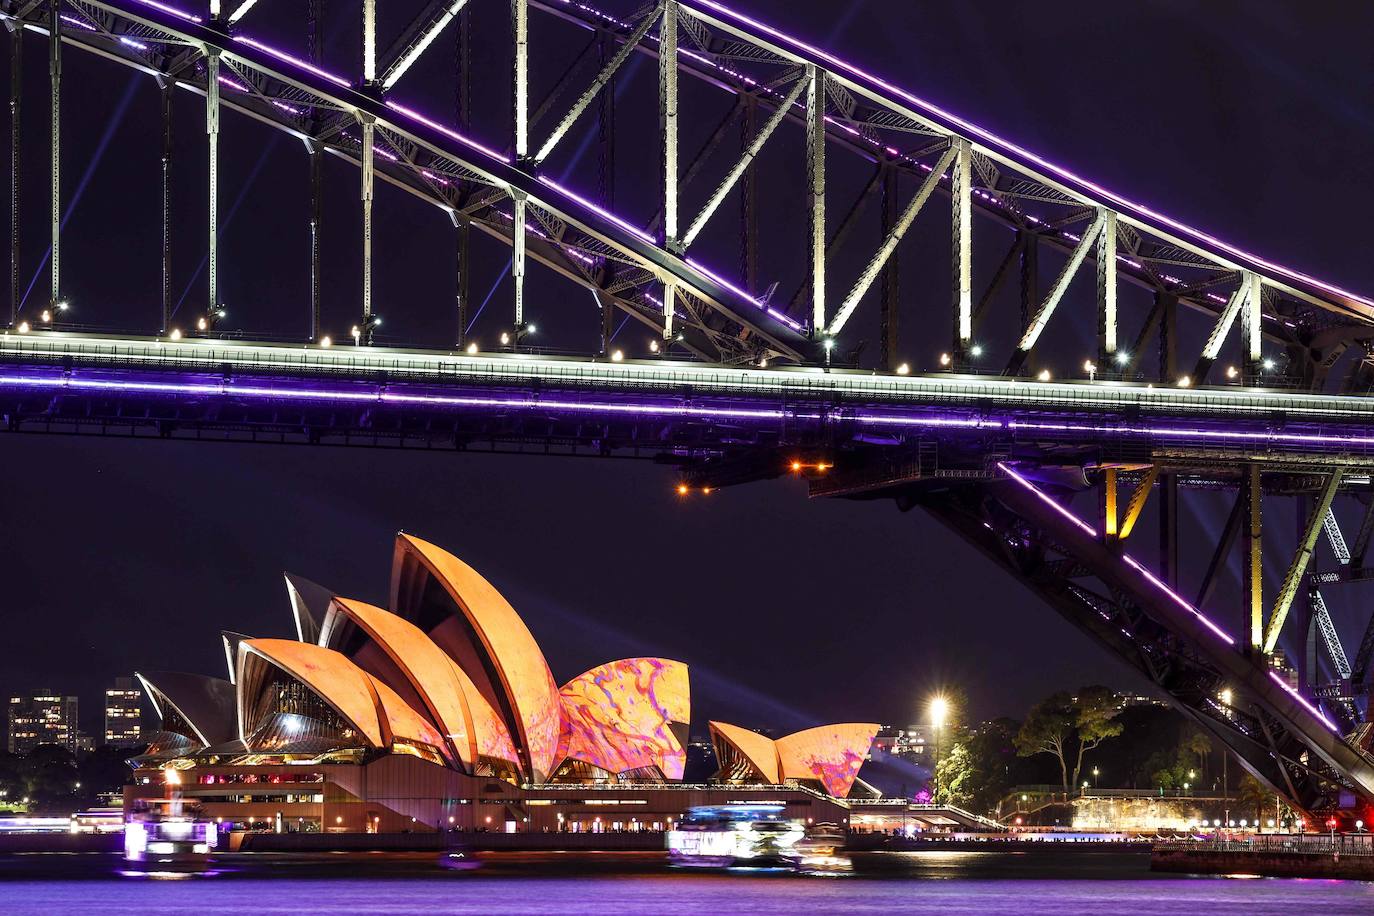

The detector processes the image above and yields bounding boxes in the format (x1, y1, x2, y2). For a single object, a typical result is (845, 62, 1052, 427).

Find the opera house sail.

(128, 534, 878, 835)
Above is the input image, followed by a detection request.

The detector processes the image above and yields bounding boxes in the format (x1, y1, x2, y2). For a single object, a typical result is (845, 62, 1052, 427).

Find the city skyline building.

(7, 691, 79, 754)
(104, 676, 143, 747)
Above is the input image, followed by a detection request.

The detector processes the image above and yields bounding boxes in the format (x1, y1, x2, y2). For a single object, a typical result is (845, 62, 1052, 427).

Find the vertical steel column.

(597, 30, 615, 354)
(511, 191, 525, 329)
(879, 165, 898, 370)
(658, 0, 677, 337)
(806, 63, 825, 334)
(1241, 270, 1262, 380)
(9, 22, 20, 326)
(308, 0, 323, 340)
(512, 0, 528, 335)
(512, 0, 528, 162)
(1018, 231, 1037, 332)
(359, 116, 374, 335)
(1102, 467, 1119, 544)
(361, 0, 376, 84)
(205, 49, 220, 315)
(160, 80, 172, 332)
(455, 5, 470, 347)
(307, 143, 321, 339)
(1096, 209, 1117, 365)
(951, 138, 971, 360)
(1244, 464, 1263, 651)
(1159, 473, 1179, 587)
(1159, 291, 1177, 384)
(48, 1, 60, 307)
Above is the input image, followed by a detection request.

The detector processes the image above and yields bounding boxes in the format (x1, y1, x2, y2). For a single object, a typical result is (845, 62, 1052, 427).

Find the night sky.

(2, 0, 1372, 738)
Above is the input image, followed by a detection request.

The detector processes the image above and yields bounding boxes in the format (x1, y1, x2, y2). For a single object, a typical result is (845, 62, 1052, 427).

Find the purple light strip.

(851, 413, 1374, 450)
(232, 35, 350, 88)
(126, 0, 202, 23)
(690, 1, 1374, 311)
(0, 372, 798, 422)
(1267, 671, 1338, 732)
(685, 257, 806, 332)
(996, 461, 1235, 646)
(385, 100, 509, 163)
(537, 176, 653, 243)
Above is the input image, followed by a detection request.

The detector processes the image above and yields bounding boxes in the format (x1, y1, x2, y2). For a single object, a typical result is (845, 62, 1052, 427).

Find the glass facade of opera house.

(124, 535, 878, 835)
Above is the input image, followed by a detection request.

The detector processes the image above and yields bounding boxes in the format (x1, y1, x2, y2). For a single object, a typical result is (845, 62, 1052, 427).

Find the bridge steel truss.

(4, 0, 1374, 379)
(3, 0, 1374, 818)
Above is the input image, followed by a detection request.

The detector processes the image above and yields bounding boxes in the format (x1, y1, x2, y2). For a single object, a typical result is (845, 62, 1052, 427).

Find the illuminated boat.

(666, 804, 805, 868)
(123, 816, 218, 869)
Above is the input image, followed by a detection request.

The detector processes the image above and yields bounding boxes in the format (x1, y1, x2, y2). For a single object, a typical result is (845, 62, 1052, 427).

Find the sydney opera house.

(125, 534, 879, 835)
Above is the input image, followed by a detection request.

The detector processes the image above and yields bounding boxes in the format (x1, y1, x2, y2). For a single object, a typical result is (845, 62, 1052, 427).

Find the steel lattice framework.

(3, 0, 1374, 819)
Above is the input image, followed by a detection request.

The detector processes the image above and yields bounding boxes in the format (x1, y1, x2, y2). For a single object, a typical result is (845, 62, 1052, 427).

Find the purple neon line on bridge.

(126, 0, 202, 23)
(689, 0, 1374, 311)
(995, 461, 1236, 647)
(1268, 671, 1339, 732)
(0, 373, 799, 422)
(3, 360, 1372, 450)
(853, 413, 1374, 450)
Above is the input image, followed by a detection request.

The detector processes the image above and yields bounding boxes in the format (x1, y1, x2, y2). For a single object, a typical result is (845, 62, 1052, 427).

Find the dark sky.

(3, 0, 1373, 737)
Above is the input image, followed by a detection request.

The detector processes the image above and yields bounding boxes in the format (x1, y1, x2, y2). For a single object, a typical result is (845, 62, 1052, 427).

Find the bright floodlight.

(1262, 358, 1275, 371)
(896, 363, 910, 375)
(466, 342, 478, 355)
(611, 350, 624, 362)
(1220, 688, 1233, 706)
(1037, 369, 1051, 381)
(320, 335, 332, 348)
(939, 352, 951, 367)
(1115, 351, 1128, 364)
(929, 695, 948, 730)
(649, 339, 660, 353)
(970, 344, 983, 358)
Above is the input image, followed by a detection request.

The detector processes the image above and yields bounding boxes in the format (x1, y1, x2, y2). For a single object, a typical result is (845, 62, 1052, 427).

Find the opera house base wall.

(125, 755, 851, 841)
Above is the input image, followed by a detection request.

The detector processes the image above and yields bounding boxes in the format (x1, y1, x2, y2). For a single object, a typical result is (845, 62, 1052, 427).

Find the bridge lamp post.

(1082, 360, 1096, 382)
(39, 300, 68, 326)
(1092, 767, 1099, 789)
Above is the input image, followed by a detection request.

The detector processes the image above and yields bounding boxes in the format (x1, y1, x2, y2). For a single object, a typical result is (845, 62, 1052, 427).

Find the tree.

(933, 741, 973, 807)
(934, 718, 1024, 813)
(1181, 729, 1212, 781)
(1070, 686, 1124, 789)
(1236, 774, 1272, 826)
(1015, 692, 1075, 791)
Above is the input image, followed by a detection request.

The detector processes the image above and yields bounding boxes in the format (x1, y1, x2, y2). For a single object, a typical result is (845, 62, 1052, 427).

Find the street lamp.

(1092, 767, 1100, 790)
(929, 695, 949, 802)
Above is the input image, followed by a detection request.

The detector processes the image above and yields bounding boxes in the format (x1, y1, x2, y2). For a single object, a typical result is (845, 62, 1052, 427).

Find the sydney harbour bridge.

(2, 0, 1374, 819)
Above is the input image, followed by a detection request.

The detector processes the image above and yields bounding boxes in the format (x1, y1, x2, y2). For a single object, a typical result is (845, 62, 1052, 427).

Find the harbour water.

(2, 850, 1373, 914)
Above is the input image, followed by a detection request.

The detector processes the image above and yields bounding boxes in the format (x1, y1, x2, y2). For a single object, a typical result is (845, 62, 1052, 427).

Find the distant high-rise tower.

(7, 691, 79, 754)
(103, 677, 143, 747)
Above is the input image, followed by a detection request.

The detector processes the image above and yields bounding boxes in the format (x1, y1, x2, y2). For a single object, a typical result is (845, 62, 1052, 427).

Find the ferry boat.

(122, 765, 217, 870)
(667, 804, 806, 868)
(123, 816, 218, 868)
